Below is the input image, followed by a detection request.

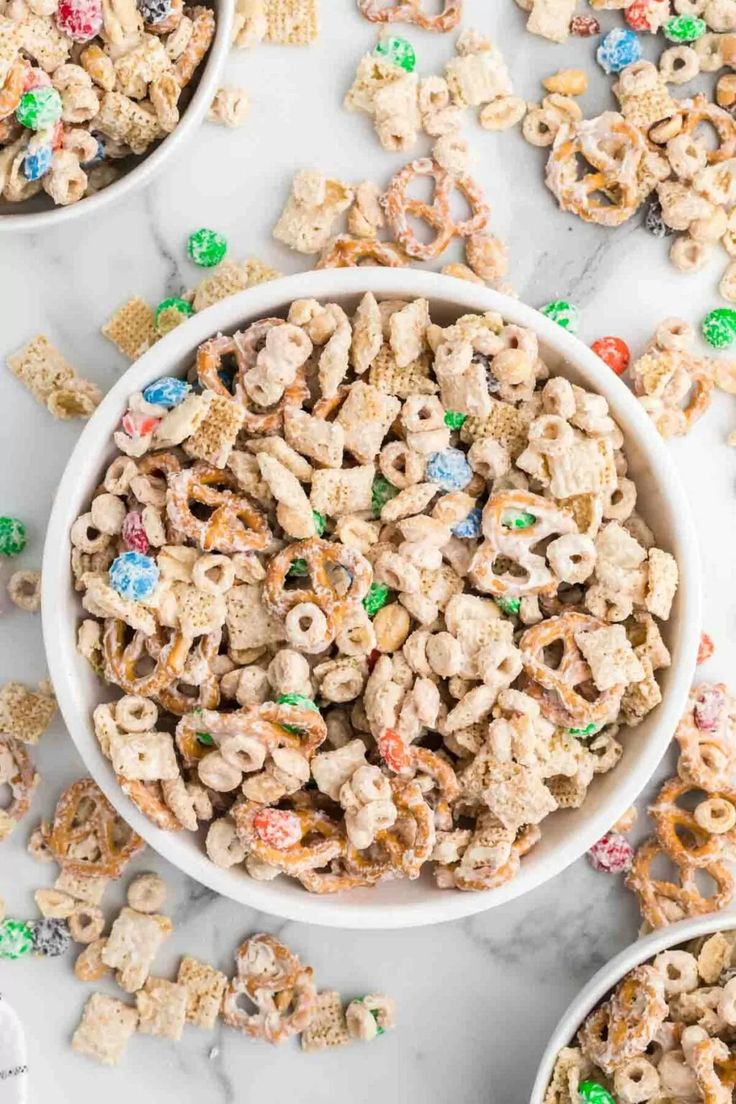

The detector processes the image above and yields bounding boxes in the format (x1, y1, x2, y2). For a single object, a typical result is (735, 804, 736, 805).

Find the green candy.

(0, 517, 27, 557)
(541, 299, 579, 333)
(443, 410, 467, 430)
(363, 582, 392, 617)
(371, 475, 398, 517)
(353, 997, 386, 1036)
(312, 510, 326, 536)
(276, 693, 320, 711)
(154, 297, 194, 336)
(501, 509, 536, 530)
(196, 732, 215, 746)
(568, 722, 602, 737)
(0, 919, 34, 960)
(664, 14, 706, 41)
(187, 228, 227, 268)
(16, 87, 62, 130)
(495, 596, 521, 616)
(374, 35, 416, 72)
(578, 1081, 615, 1104)
(702, 307, 736, 349)
(288, 558, 308, 577)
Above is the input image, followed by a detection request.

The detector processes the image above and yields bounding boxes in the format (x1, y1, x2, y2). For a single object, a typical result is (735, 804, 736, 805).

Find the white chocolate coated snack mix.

(0, 0, 216, 209)
(545, 928, 736, 1104)
(70, 294, 678, 897)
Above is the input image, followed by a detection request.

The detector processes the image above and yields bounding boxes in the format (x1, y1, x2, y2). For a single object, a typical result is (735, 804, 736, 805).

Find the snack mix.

(545, 927, 736, 1104)
(0, 0, 216, 208)
(70, 294, 679, 897)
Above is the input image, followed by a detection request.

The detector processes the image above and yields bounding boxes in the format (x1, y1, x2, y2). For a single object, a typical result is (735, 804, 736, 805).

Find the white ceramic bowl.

(0, 0, 232, 233)
(530, 912, 736, 1102)
(43, 269, 701, 929)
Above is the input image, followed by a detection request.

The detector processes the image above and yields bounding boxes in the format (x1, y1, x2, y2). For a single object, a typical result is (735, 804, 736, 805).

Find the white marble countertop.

(3, 3, 736, 1101)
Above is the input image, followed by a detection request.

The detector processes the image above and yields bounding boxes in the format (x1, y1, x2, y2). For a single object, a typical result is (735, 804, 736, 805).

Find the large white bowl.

(42, 269, 701, 929)
(0, 0, 232, 233)
(530, 912, 736, 1102)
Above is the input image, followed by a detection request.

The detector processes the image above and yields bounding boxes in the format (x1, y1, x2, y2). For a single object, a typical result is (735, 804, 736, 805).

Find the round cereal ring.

(675, 683, 736, 789)
(119, 778, 183, 831)
(382, 158, 456, 260)
(166, 462, 271, 553)
(520, 612, 625, 727)
(0, 735, 39, 840)
(103, 620, 192, 696)
(649, 776, 736, 867)
(232, 800, 346, 875)
(316, 235, 407, 269)
(454, 823, 541, 892)
(0, 58, 27, 122)
(579, 964, 667, 1075)
(625, 836, 734, 930)
(48, 778, 145, 877)
(222, 933, 316, 1043)
(680, 94, 736, 163)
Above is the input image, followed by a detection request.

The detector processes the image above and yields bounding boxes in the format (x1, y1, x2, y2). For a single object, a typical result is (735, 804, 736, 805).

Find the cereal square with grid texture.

(136, 977, 188, 1040)
(102, 907, 172, 993)
(72, 993, 138, 1066)
(301, 991, 350, 1052)
(102, 297, 157, 360)
(0, 17, 24, 84)
(225, 582, 286, 650)
(7, 335, 76, 404)
(55, 870, 109, 905)
(265, 0, 318, 44)
(0, 682, 56, 745)
(182, 392, 245, 467)
(177, 955, 228, 1028)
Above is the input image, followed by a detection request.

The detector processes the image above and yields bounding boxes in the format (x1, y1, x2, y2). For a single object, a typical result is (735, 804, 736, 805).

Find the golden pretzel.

(520, 611, 625, 727)
(316, 235, 407, 269)
(675, 683, 736, 791)
(649, 776, 736, 868)
(263, 537, 373, 634)
(176, 699, 327, 766)
(679, 94, 736, 164)
(370, 779, 435, 880)
(690, 1037, 736, 1104)
(0, 735, 39, 839)
(155, 631, 222, 716)
(357, 0, 462, 31)
(48, 778, 145, 878)
(222, 934, 316, 1043)
(625, 836, 734, 930)
(232, 800, 346, 876)
(118, 778, 182, 831)
(166, 462, 271, 553)
(578, 964, 667, 1075)
(103, 619, 192, 697)
(136, 450, 181, 480)
(0, 58, 26, 122)
(383, 158, 489, 261)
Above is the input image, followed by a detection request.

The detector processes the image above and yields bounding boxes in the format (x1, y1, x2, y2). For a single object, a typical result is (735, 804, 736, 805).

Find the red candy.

(624, 0, 668, 31)
(368, 648, 381, 672)
(122, 512, 149, 555)
(253, 808, 301, 850)
(697, 632, 715, 665)
(587, 832, 634, 874)
(56, 0, 103, 42)
(591, 336, 630, 376)
(570, 14, 600, 35)
(694, 687, 724, 732)
(121, 411, 161, 438)
(377, 728, 411, 773)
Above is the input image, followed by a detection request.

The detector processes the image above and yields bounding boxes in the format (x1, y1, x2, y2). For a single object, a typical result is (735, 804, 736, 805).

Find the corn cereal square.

(102, 298, 157, 361)
(136, 977, 188, 1040)
(0, 682, 56, 745)
(177, 955, 228, 1029)
(264, 0, 318, 44)
(7, 335, 76, 404)
(301, 991, 350, 1053)
(72, 993, 138, 1066)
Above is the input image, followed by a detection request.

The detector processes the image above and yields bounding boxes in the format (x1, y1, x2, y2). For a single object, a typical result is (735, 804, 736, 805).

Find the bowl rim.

(42, 268, 701, 929)
(529, 912, 736, 1102)
(0, 0, 233, 233)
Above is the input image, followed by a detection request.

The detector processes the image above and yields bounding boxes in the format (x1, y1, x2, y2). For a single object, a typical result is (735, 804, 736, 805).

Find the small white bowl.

(0, 0, 232, 233)
(530, 913, 736, 1103)
(43, 269, 701, 929)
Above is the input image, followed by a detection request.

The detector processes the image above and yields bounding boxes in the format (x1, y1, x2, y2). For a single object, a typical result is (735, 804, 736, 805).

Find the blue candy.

(109, 551, 159, 601)
(23, 144, 53, 182)
(142, 376, 190, 408)
(452, 507, 482, 539)
(426, 447, 472, 492)
(596, 28, 642, 73)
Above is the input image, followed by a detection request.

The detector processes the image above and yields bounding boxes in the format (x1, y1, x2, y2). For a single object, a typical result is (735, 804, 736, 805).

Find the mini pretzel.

(357, 0, 462, 31)
(118, 778, 182, 831)
(155, 631, 221, 716)
(316, 235, 407, 269)
(47, 778, 145, 878)
(649, 776, 736, 868)
(578, 964, 667, 1075)
(373, 779, 435, 880)
(298, 863, 382, 894)
(233, 800, 346, 875)
(103, 620, 192, 696)
(675, 683, 736, 790)
(520, 612, 625, 728)
(222, 934, 316, 1043)
(454, 824, 541, 892)
(691, 1037, 736, 1104)
(679, 95, 736, 164)
(0, 58, 26, 122)
(625, 836, 734, 930)
(382, 159, 489, 261)
(546, 113, 645, 228)
(263, 537, 373, 639)
(166, 462, 271, 553)
(0, 735, 39, 839)
(471, 490, 576, 598)
(176, 699, 327, 766)
(174, 4, 215, 87)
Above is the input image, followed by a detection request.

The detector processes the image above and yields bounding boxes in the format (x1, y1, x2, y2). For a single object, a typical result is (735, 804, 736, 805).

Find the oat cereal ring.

(263, 537, 373, 638)
(649, 776, 736, 867)
(68, 905, 105, 944)
(679, 94, 736, 164)
(625, 837, 735, 929)
(103, 620, 192, 697)
(48, 778, 145, 877)
(675, 683, 736, 790)
(0, 735, 40, 841)
(316, 235, 407, 269)
(166, 462, 271, 553)
(382, 159, 456, 261)
(579, 964, 667, 1075)
(173, 4, 215, 86)
(119, 778, 183, 830)
(233, 801, 346, 875)
(222, 933, 316, 1043)
(127, 872, 167, 913)
(520, 612, 625, 728)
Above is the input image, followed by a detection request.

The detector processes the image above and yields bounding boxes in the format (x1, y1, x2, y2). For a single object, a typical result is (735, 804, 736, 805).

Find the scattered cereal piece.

(177, 955, 228, 1029)
(154, 298, 194, 337)
(74, 938, 110, 982)
(264, 0, 318, 44)
(8, 569, 42, 612)
(345, 994, 396, 1040)
(29, 917, 72, 957)
(0, 919, 34, 959)
(187, 227, 228, 268)
(0, 682, 56, 744)
(72, 992, 138, 1066)
(208, 86, 250, 127)
(0, 518, 27, 557)
(34, 889, 76, 920)
(663, 14, 706, 42)
(542, 69, 587, 96)
(102, 907, 172, 993)
(301, 991, 350, 1052)
(127, 873, 167, 914)
(136, 977, 188, 1040)
(590, 337, 630, 376)
(273, 170, 353, 254)
(586, 833, 634, 874)
(540, 299, 579, 333)
(102, 298, 157, 361)
(697, 632, 715, 664)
